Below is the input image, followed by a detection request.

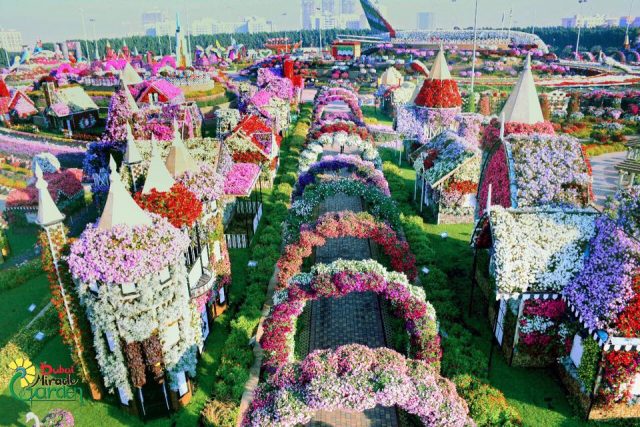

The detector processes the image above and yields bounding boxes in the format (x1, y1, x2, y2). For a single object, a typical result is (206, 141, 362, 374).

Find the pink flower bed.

(0, 134, 84, 158)
(223, 163, 261, 196)
(7, 169, 83, 208)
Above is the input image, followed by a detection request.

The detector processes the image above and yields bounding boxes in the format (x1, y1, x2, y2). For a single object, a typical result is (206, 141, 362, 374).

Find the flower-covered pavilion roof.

(500, 54, 544, 125)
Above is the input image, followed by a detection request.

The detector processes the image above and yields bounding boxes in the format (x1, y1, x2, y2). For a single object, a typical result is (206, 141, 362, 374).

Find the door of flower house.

(495, 299, 506, 345)
(139, 371, 172, 420)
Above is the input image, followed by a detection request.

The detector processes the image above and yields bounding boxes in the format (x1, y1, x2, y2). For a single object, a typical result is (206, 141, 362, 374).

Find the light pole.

(81, 9, 90, 61)
(316, 6, 323, 56)
(453, 0, 480, 101)
(625, 0, 636, 49)
(575, 0, 588, 60)
(90, 19, 98, 54)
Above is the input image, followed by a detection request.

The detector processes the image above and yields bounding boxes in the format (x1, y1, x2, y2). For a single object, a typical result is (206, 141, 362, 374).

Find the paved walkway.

(305, 185, 399, 425)
(590, 151, 626, 207)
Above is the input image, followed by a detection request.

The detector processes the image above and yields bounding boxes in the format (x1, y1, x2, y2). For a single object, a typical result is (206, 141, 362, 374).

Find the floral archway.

(264, 259, 438, 370)
(244, 344, 470, 427)
(294, 155, 389, 199)
(313, 87, 363, 124)
(298, 138, 382, 173)
(277, 211, 417, 288)
(284, 179, 401, 244)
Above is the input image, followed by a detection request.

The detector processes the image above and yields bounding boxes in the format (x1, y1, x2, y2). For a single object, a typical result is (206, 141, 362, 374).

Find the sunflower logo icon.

(9, 358, 36, 387)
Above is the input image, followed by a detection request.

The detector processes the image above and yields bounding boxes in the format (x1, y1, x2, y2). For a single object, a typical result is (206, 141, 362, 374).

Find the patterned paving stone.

(304, 169, 399, 427)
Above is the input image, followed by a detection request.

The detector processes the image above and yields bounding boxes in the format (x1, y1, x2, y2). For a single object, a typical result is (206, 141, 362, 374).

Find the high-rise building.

(561, 14, 611, 28)
(322, 0, 336, 15)
(0, 29, 23, 52)
(212, 21, 245, 34)
(620, 16, 640, 28)
(302, 0, 317, 30)
(243, 17, 274, 33)
(341, 0, 357, 15)
(191, 18, 214, 35)
(142, 11, 167, 35)
(417, 12, 435, 30)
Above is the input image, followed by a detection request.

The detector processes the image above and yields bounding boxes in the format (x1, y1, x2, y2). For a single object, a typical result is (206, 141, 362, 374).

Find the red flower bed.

(232, 150, 267, 164)
(276, 211, 417, 289)
(134, 183, 202, 228)
(447, 179, 477, 195)
(7, 169, 84, 208)
(599, 350, 640, 405)
(309, 122, 371, 142)
(414, 79, 462, 108)
(478, 145, 511, 216)
(615, 275, 640, 338)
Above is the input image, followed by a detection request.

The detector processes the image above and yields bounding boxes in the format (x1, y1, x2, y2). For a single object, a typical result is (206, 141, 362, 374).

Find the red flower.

(414, 79, 462, 108)
(134, 183, 202, 228)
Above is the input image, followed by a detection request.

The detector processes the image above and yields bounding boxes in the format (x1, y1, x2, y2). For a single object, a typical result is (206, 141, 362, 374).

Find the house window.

(159, 268, 171, 283)
(118, 387, 130, 405)
(176, 371, 189, 397)
(105, 331, 116, 352)
(630, 373, 640, 396)
(219, 287, 226, 304)
(121, 282, 137, 295)
(570, 334, 584, 368)
(184, 225, 203, 270)
(164, 322, 181, 347)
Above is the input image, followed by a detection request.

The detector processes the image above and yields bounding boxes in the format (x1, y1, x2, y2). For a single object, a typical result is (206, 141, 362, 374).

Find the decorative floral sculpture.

(134, 183, 203, 229)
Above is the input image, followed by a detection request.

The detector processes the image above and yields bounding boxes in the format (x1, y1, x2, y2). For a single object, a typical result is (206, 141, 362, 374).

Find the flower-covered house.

(471, 113, 597, 367)
(0, 79, 37, 121)
(66, 157, 203, 418)
(471, 206, 599, 367)
(412, 130, 481, 223)
(133, 79, 185, 105)
(396, 46, 463, 155)
(224, 114, 280, 182)
(561, 188, 640, 420)
(43, 84, 100, 131)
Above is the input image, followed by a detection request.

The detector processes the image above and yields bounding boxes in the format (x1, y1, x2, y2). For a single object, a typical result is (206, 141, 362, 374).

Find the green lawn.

(4, 224, 39, 263)
(362, 105, 393, 126)
(0, 274, 51, 346)
(0, 248, 251, 427)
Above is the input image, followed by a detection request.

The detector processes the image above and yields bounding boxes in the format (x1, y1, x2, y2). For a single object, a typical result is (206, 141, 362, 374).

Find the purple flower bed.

(177, 163, 225, 203)
(0, 134, 85, 158)
(294, 155, 389, 199)
(563, 217, 640, 332)
(69, 214, 189, 284)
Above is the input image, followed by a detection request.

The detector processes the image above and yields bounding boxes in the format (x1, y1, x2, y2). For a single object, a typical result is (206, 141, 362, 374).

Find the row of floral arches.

(243, 85, 471, 426)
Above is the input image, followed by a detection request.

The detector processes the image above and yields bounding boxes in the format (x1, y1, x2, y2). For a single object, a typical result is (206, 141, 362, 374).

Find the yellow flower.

(9, 358, 36, 387)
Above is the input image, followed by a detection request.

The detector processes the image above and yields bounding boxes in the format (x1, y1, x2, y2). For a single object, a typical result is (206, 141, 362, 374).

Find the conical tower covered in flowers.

(414, 46, 462, 109)
(500, 54, 544, 125)
(68, 156, 202, 413)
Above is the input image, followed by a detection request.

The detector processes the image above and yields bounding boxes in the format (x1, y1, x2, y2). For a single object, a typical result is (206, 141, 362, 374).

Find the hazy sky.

(1, 0, 638, 45)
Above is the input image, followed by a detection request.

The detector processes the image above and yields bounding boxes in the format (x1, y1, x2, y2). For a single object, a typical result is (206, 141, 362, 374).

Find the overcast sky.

(1, 0, 638, 45)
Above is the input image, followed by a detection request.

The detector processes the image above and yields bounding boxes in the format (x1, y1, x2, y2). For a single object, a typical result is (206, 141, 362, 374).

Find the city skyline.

(0, 0, 638, 46)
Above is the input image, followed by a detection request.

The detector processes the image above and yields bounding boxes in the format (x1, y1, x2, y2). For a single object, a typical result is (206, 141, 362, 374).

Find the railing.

(225, 234, 249, 249)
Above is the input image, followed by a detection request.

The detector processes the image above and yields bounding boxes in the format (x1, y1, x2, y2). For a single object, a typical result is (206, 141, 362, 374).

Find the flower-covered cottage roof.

(500, 54, 544, 125)
(0, 90, 37, 117)
(134, 79, 185, 105)
(563, 189, 640, 346)
(47, 86, 99, 117)
(379, 66, 403, 87)
(413, 130, 479, 187)
(477, 133, 593, 217)
(475, 206, 599, 299)
(223, 163, 261, 197)
(414, 47, 461, 109)
(226, 114, 279, 158)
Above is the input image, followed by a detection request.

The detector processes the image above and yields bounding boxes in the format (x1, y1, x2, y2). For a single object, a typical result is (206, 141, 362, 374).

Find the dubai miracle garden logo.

(8, 358, 83, 405)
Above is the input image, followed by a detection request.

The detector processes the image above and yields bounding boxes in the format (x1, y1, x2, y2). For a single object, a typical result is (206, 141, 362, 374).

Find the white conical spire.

(430, 44, 451, 80)
(124, 123, 142, 165)
(142, 141, 175, 194)
(35, 163, 65, 226)
(500, 54, 544, 125)
(97, 156, 152, 231)
(165, 120, 197, 177)
(120, 62, 143, 86)
(120, 81, 139, 113)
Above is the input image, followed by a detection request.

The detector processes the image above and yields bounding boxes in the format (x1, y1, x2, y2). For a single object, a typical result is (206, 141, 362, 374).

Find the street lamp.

(452, 0, 480, 101)
(625, 0, 636, 49)
(316, 6, 323, 56)
(575, 0, 588, 60)
(80, 9, 90, 61)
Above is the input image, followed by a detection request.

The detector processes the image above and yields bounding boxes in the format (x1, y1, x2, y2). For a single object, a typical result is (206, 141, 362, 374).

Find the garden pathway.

(590, 151, 626, 207)
(305, 146, 399, 427)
